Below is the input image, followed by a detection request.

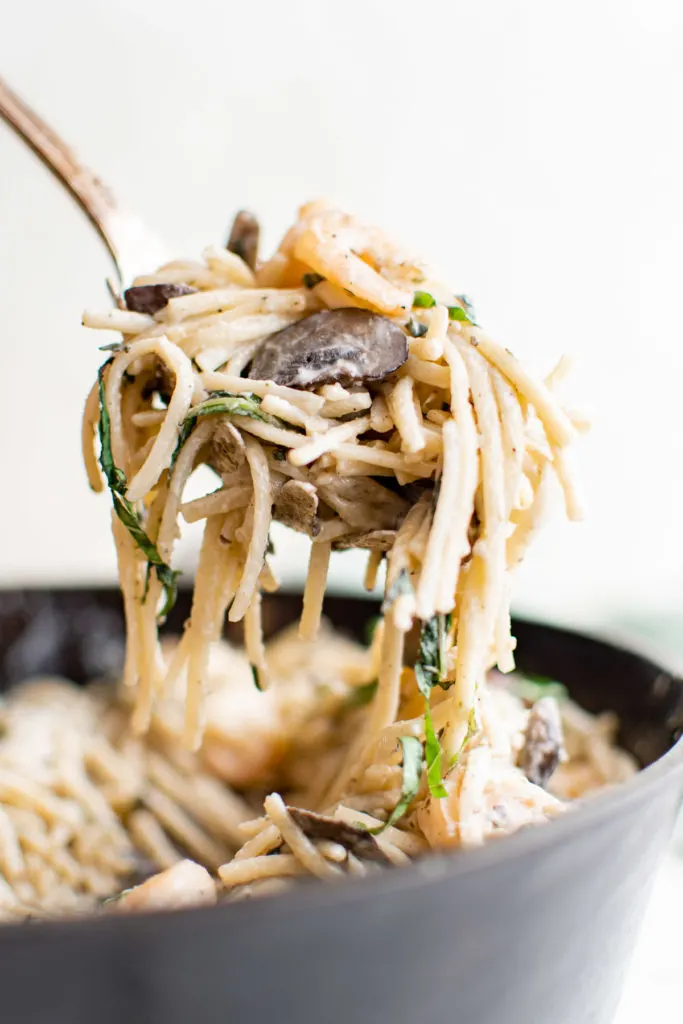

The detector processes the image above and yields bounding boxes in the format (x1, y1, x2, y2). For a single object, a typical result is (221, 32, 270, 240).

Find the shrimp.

(112, 859, 216, 913)
(293, 208, 419, 316)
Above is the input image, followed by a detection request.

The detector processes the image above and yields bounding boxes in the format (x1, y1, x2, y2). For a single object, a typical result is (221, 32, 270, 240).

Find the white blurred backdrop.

(1, 0, 682, 632)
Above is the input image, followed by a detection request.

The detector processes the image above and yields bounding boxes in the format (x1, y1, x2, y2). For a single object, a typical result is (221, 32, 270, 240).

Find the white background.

(0, 2, 682, 1019)
(1, 0, 682, 633)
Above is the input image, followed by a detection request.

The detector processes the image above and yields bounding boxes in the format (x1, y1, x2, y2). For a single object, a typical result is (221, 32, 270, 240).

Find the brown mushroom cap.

(226, 210, 260, 271)
(124, 283, 197, 316)
(316, 477, 409, 531)
(249, 308, 409, 390)
(286, 807, 391, 865)
(273, 480, 320, 537)
(334, 529, 396, 551)
(518, 696, 565, 789)
(210, 422, 247, 475)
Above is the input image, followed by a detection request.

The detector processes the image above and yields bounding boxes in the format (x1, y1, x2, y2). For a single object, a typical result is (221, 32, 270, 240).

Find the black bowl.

(0, 587, 682, 1024)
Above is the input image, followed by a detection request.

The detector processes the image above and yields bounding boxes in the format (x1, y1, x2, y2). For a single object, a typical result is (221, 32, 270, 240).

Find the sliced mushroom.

(518, 696, 565, 789)
(124, 283, 197, 316)
(287, 807, 391, 866)
(210, 421, 247, 474)
(273, 479, 320, 536)
(317, 477, 409, 531)
(249, 308, 409, 390)
(226, 210, 260, 270)
(334, 530, 396, 552)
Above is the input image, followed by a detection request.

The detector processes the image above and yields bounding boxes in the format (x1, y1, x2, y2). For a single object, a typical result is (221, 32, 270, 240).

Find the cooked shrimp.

(293, 208, 418, 315)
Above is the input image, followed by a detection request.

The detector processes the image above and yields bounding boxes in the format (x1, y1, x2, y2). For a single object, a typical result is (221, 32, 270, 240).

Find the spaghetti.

(0, 199, 624, 915)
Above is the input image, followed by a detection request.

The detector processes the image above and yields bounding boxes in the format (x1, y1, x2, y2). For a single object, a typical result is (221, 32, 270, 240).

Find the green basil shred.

(250, 665, 262, 692)
(414, 613, 453, 799)
(413, 290, 476, 325)
(423, 703, 448, 798)
(412, 290, 437, 309)
(405, 316, 429, 338)
(511, 674, 567, 704)
(381, 568, 413, 612)
(342, 679, 378, 711)
(170, 391, 284, 470)
(371, 736, 423, 832)
(97, 363, 180, 622)
(447, 305, 471, 323)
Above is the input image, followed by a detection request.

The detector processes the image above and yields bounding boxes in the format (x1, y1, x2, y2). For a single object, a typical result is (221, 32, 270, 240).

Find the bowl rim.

(0, 613, 681, 940)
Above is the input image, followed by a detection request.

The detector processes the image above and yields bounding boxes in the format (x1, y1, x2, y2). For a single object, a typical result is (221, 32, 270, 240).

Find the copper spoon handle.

(0, 75, 168, 287)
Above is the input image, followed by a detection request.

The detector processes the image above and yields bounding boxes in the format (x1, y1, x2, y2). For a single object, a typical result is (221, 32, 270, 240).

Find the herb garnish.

(382, 568, 413, 612)
(405, 317, 429, 338)
(371, 735, 423, 833)
(447, 305, 470, 323)
(413, 290, 477, 326)
(170, 391, 284, 470)
(510, 673, 567, 705)
(342, 679, 378, 711)
(98, 341, 128, 353)
(250, 665, 262, 692)
(413, 290, 437, 309)
(423, 703, 448, 798)
(97, 363, 180, 621)
(303, 272, 325, 289)
(414, 613, 453, 798)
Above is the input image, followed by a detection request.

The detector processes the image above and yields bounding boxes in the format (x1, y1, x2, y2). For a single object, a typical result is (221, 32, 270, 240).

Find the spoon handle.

(0, 76, 167, 286)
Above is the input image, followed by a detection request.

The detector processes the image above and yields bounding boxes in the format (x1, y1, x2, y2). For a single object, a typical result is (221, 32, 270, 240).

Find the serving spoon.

(0, 75, 169, 288)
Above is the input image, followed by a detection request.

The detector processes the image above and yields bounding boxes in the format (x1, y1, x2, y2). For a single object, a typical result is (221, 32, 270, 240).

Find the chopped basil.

(342, 679, 378, 711)
(97, 363, 179, 621)
(413, 290, 437, 309)
(510, 674, 567, 704)
(447, 305, 471, 324)
(302, 272, 325, 289)
(450, 705, 478, 767)
(456, 294, 477, 322)
(382, 568, 413, 612)
(424, 703, 448, 798)
(250, 664, 262, 692)
(414, 613, 450, 697)
(414, 614, 452, 798)
(364, 614, 381, 645)
(405, 317, 429, 338)
(371, 735, 423, 833)
(98, 341, 127, 353)
(170, 391, 284, 470)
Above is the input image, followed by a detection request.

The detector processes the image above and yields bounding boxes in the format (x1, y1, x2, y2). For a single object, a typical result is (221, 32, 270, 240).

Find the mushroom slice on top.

(286, 807, 391, 866)
(518, 696, 565, 789)
(273, 480, 320, 536)
(316, 476, 409, 531)
(334, 530, 396, 552)
(226, 210, 260, 271)
(249, 308, 409, 390)
(124, 283, 197, 315)
(210, 422, 247, 475)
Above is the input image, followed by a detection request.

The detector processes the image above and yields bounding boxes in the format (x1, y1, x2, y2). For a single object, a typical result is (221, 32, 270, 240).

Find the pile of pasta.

(0, 625, 635, 919)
